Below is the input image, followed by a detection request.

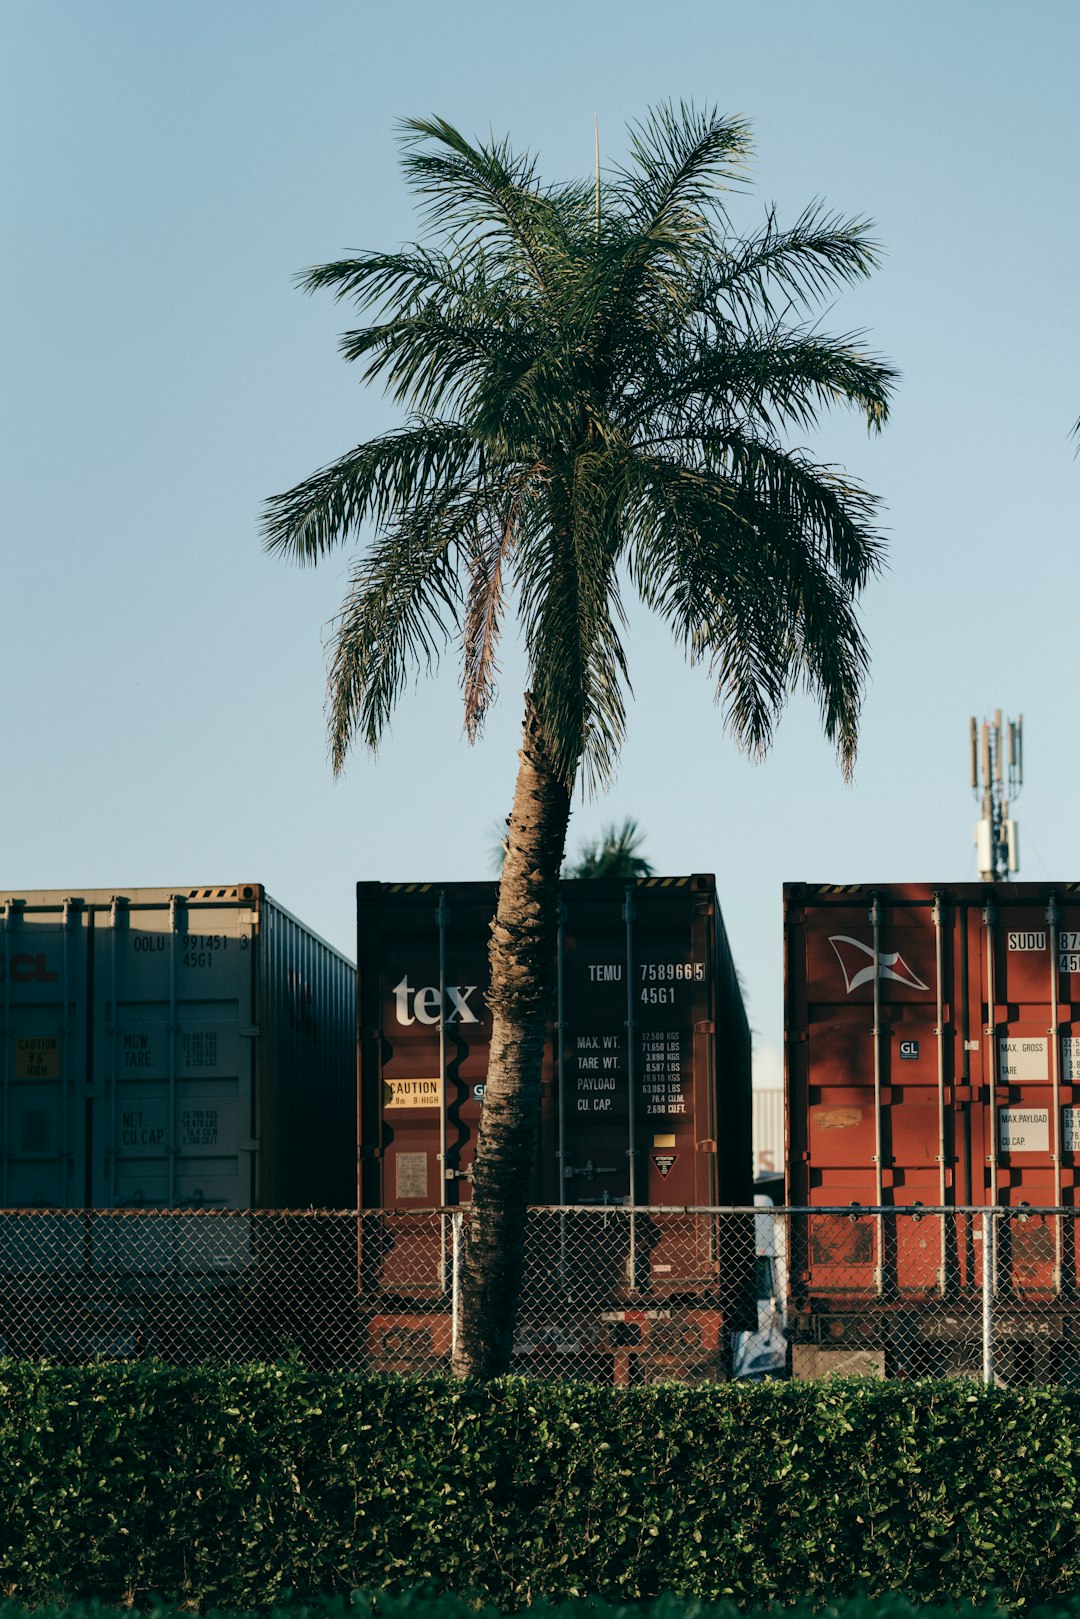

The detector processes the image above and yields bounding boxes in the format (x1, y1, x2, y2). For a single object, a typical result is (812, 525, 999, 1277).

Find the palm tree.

(565, 817, 653, 879)
(263, 105, 895, 1378)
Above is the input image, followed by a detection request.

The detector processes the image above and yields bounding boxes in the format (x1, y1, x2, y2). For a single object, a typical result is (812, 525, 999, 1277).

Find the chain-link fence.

(1, 1205, 1079, 1385)
(781, 1204, 1080, 1388)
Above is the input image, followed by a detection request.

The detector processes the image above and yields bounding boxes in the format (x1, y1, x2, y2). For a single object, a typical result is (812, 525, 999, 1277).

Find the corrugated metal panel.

(93, 890, 257, 1210)
(753, 1088, 784, 1179)
(0, 897, 90, 1208)
(0, 885, 355, 1212)
(255, 893, 357, 1210)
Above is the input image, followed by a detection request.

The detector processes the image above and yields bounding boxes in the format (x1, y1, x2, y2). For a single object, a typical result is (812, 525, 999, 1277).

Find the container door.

(558, 881, 729, 1290)
(634, 888, 718, 1209)
(369, 891, 491, 1217)
(0, 900, 89, 1211)
(1060, 897, 1080, 1253)
(632, 885, 726, 1285)
(91, 896, 256, 1214)
(560, 884, 717, 1210)
(560, 902, 632, 1204)
(798, 894, 941, 1296)
(978, 897, 1070, 1293)
(358, 887, 497, 1297)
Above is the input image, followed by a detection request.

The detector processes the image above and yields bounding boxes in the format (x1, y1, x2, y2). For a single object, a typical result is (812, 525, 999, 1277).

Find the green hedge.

(6, 1595, 1080, 1619)
(4, 1596, 1080, 1619)
(6, 1597, 1080, 1619)
(1, 1367, 1080, 1608)
(8, 1600, 1080, 1619)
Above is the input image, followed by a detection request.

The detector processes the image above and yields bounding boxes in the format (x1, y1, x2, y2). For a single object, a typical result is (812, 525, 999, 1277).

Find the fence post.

(450, 1210, 463, 1362)
(981, 1208, 995, 1387)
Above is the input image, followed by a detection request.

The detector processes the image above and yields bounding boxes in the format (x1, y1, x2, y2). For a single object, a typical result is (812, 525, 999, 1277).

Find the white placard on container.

(997, 1037, 1048, 1083)
(998, 1107, 1049, 1153)
(395, 1151, 429, 1199)
(1062, 1038, 1080, 1082)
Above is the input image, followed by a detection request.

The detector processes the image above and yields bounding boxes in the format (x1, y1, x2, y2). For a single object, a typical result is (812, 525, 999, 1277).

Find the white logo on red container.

(392, 976, 481, 1025)
(828, 935, 929, 994)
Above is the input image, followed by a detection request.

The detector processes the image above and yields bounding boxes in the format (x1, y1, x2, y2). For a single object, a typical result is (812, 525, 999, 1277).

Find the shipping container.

(753, 1087, 784, 1179)
(0, 884, 356, 1211)
(356, 875, 754, 1375)
(784, 880, 1080, 1375)
(358, 874, 751, 1211)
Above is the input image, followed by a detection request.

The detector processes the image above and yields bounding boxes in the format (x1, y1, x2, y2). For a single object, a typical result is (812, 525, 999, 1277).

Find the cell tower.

(970, 710, 1023, 881)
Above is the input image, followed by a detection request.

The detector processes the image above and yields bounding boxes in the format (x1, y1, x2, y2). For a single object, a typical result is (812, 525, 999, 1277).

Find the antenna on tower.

(970, 709, 1023, 880)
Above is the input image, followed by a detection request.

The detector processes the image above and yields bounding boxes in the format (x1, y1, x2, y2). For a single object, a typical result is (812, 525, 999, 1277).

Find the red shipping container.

(786, 882, 1080, 1317)
(359, 875, 751, 1207)
(356, 876, 754, 1310)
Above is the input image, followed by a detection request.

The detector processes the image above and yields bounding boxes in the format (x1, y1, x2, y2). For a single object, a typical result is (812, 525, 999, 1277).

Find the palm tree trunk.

(451, 696, 570, 1378)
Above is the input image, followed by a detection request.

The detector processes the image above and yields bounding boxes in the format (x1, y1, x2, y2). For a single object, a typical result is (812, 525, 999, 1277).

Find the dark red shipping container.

(358, 874, 752, 1216)
(356, 875, 754, 1374)
(785, 881, 1080, 1372)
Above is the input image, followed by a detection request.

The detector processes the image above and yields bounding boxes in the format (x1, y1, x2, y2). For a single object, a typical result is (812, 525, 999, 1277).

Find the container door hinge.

(241, 1025, 259, 1038)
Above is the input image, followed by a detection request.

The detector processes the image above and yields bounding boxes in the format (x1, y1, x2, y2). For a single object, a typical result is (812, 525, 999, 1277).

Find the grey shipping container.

(0, 884, 356, 1210)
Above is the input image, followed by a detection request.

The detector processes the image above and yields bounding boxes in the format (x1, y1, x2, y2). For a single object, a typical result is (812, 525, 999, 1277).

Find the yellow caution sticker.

(15, 1036, 59, 1080)
(384, 1076, 442, 1110)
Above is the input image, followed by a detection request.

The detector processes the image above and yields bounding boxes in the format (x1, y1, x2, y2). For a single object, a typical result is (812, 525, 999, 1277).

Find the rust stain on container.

(814, 1107, 863, 1130)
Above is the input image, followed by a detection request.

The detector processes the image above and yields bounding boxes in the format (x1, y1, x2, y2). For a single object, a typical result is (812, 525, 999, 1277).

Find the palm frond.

(586, 108, 752, 397)
(337, 309, 516, 415)
(262, 422, 478, 563)
(297, 247, 478, 312)
(462, 463, 544, 740)
(516, 452, 632, 790)
(704, 326, 893, 433)
(612, 102, 750, 231)
(626, 442, 878, 775)
(397, 116, 581, 297)
(325, 486, 495, 771)
(712, 432, 887, 587)
(713, 204, 884, 320)
(641, 321, 895, 439)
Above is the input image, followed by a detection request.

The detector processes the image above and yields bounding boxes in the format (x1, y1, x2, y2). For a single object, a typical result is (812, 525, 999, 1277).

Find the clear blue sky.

(4, 1, 1078, 1079)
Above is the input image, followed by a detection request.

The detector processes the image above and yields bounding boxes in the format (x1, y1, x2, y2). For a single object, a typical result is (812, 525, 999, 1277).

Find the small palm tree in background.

(490, 814, 653, 877)
(565, 817, 654, 879)
(263, 104, 895, 1377)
